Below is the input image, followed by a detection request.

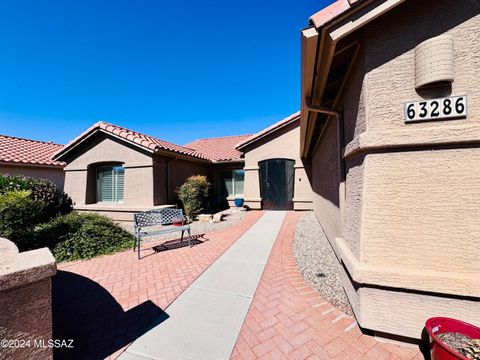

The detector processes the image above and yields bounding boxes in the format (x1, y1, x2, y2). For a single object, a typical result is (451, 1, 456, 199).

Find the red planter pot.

(426, 317, 480, 360)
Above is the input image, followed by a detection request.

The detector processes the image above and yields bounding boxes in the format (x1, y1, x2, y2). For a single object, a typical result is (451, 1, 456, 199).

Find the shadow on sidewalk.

(52, 271, 168, 359)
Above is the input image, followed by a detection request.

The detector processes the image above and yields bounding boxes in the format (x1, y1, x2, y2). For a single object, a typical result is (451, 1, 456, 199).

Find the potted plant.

(425, 317, 480, 360)
(234, 197, 244, 208)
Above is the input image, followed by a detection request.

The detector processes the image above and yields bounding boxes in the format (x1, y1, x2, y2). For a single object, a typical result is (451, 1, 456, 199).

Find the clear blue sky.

(0, 0, 332, 145)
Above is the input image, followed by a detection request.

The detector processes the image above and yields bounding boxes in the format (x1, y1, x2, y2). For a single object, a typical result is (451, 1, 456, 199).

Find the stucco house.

(300, 0, 480, 341)
(0, 134, 65, 189)
(52, 116, 310, 222)
(52, 122, 253, 221)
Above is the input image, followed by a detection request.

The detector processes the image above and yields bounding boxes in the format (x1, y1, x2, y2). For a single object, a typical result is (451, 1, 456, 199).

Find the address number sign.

(404, 95, 467, 122)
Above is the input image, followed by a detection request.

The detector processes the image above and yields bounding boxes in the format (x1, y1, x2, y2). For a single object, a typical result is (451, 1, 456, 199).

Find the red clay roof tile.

(0, 135, 65, 167)
(309, 0, 364, 28)
(54, 121, 248, 162)
(184, 134, 252, 162)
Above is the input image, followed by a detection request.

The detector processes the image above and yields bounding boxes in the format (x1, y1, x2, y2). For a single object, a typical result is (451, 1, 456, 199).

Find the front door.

(259, 159, 295, 210)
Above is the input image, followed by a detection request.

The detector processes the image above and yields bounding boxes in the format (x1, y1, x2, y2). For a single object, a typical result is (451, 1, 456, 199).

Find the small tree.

(177, 175, 211, 220)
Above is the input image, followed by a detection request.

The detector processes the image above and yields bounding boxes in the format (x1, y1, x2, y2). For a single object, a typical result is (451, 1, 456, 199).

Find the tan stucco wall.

(168, 158, 209, 204)
(0, 165, 65, 191)
(242, 121, 313, 210)
(310, 0, 480, 340)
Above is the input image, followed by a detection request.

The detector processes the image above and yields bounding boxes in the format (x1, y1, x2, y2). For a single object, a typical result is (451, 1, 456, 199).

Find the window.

(97, 166, 124, 203)
(220, 169, 244, 197)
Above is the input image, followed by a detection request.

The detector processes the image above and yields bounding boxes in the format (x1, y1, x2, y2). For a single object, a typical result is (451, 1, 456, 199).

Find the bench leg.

(136, 235, 141, 260)
(181, 230, 184, 242)
(187, 228, 192, 247)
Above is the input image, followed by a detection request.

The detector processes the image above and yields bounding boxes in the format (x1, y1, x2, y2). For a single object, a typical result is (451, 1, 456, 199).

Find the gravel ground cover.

(293, 211, 352, 315)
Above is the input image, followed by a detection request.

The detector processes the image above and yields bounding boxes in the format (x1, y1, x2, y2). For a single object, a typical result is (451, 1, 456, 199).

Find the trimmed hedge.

(177, 175, 211, 220)
(34, 212, 135, 261)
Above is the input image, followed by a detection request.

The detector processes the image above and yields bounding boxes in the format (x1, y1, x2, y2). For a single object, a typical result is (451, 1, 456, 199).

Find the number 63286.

(405, 96, 467, 122)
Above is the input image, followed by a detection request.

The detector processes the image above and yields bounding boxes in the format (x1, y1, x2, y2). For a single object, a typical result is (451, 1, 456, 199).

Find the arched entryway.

(259, 158, 295, 210)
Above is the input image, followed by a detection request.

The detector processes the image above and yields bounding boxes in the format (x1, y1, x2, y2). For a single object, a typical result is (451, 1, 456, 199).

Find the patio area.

(52, 211, 424, 360)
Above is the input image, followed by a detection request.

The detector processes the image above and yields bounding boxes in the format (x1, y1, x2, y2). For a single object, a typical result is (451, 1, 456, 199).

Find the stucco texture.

(309, 0, 480, 340)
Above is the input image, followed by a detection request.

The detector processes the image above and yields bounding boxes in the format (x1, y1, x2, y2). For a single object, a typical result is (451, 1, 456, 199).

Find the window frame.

(96, 165, 125, 204)
(220, 168, 244, 198)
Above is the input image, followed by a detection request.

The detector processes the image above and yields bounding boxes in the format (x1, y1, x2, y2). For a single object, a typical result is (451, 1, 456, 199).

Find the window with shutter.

(97, 166, 125, 203)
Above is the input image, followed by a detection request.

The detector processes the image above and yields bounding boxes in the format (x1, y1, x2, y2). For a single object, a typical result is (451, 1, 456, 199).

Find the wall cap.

(0, 238, 56, 291)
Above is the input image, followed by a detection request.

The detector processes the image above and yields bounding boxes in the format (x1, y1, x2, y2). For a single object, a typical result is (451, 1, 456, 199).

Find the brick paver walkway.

(52, 211, 263, 359)
(232, 212, 425, 360)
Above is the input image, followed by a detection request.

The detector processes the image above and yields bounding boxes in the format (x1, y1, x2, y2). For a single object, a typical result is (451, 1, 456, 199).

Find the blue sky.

(0, 0, 332, 145)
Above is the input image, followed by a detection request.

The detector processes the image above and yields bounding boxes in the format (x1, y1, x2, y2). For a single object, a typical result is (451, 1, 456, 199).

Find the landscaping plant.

(0, 174, 72, 219)
(0, 190, 45, 248)
(177, 175, 211, 220)
(35, 212, 135, 261)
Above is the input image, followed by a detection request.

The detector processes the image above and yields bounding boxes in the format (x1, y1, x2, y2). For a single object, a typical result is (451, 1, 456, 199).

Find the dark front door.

(259, 159, 295, 210)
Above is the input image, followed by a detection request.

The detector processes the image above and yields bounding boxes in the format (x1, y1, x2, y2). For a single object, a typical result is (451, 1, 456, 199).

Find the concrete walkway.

(120, 211, 286, 360)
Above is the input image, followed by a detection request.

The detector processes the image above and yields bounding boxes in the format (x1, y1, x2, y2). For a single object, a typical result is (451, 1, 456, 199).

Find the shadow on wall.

(363, 0, 479, 74)
(52, 271, 168, 359)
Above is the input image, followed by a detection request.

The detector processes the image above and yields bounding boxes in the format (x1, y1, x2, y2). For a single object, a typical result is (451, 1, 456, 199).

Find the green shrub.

(0, 190, 46, 249)
(177, 175, 211, 220)
(34, 212, 135, 261)
(0, 174, 72, 219)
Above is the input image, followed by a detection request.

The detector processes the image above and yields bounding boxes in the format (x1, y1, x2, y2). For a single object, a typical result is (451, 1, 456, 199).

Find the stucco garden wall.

(242, 121, 313, 210)
(0, 238, 56, 359)
(311, 0, 480, 340)
(0, 165, 65, 191)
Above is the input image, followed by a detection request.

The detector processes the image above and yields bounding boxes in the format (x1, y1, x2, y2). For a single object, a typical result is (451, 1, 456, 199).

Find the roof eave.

(0, 161, 65, 169)
(236, 114, 300, 151)
(300, 0, 406, 157)
(52, 128, 156, 162)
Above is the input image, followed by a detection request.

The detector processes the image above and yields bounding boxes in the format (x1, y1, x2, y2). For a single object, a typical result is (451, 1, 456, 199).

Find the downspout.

(305, 98, 346, 235)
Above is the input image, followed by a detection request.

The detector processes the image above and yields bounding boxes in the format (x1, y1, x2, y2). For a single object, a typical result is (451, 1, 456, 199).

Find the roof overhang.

(52, 127, 155, 162)
(236, 112, 300, 151)
(0, 161, 65, 169)
(300, 0, 406, 158)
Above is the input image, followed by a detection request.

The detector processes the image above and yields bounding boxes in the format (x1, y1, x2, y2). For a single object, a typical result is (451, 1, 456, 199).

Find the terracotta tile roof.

(53, 121, 210, 161)
(309, 0, 363, 28)
(184, 134, 252, 162)
(235, 111, 300, 150)
(0, 135, 65, 167)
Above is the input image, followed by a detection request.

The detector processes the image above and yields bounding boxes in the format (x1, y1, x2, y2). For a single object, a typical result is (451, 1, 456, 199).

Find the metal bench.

(133, 208, 191, 259)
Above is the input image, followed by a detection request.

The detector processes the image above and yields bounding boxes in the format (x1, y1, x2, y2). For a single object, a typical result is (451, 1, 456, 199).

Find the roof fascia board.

(300, 27, 320, 156)
(329, 0, 406, 41)
(154, 149, 211, 164)
(237, 116, 300, 151)
(52, 128, 155, 161)
(0, 161, 64, 169)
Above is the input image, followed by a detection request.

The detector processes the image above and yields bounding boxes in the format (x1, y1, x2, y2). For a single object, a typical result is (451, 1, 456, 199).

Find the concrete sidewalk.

(120, 211, 286, 360)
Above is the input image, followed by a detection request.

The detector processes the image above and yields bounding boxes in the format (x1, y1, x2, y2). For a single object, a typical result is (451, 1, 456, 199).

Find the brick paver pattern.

(232, 212, 425, 360)
(52, 211, 263, 359)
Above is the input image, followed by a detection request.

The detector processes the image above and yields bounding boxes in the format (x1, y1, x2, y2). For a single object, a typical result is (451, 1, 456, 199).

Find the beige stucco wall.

(242, 121, 313, 210)
(310, 0, 480, 340)
(0, 165, 65, 191)
(167, 158, 210, 204)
